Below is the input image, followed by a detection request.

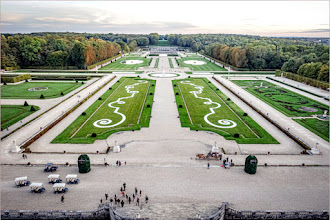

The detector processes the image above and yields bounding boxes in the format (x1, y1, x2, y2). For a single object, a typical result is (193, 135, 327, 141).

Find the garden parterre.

(173, 78, 278, 144)
(52, 77, 155, 144)
(232, 80, 329, 117)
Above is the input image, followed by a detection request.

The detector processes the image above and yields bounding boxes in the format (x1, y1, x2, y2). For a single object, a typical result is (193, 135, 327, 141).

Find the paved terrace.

(1, 57, 329, 216)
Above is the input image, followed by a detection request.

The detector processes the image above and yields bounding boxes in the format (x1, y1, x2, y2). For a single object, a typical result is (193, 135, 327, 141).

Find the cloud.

(299, 28, 329, 33)
(35, 17, 90, 24)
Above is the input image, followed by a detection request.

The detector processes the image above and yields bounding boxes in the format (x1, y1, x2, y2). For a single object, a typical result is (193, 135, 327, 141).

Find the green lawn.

(1, 105, 39, 129)
(168, 58, 174, 68)
(154, 58, 159, 68)
(99, 57, 151, 70)
(173, 78, 278, 144)
(1, 82, 82, 99)
(152, 40, 172, 46)
(294, 118, 329, 142)
(232, 80, 329, 117)
(177, 57, 227, 71)
(52, 77, 156, 144)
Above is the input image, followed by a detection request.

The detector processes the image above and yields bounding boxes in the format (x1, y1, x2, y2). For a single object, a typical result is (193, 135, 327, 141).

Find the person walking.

(145, 195, 148, 204)
(207, 163, 210, 169)
(123, 183, 126, 191)
(126, 195, 128, 200)
(125, 161, 127, 165)
(139, 190, 142, 197)
(22, 154, 25, 159)
(119, 161, 121, 166)
(219, 154, 222, 160)
(100, 199, 103, 204)
(136, 198, 139, 206)
(133, 193, 135, 201)
(105, 193, 108, 200)
(128, 197, 131, 204)
(61, 195, 64, 203)
(25, 154, 27, 159)
(120, 187, 123, 192)
(135, 187, 138, 195)
(121, 200, 124, 208)
(116, 160, 119, 167)
(122, 191, 125, 197)
(110, 198, 113, 205)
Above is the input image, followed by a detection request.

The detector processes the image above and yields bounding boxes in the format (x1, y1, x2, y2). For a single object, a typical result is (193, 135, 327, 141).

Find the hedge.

(276, 71, 329, 90)
(87, 53, 122, 70)
(1, 74, 31, 83)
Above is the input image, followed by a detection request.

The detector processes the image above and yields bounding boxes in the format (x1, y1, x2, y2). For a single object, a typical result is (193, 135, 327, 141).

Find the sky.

(1, 1, 329, 37)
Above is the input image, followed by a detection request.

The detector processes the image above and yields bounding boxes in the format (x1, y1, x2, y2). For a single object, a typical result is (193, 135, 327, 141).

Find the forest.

(1, 32, 328, 82)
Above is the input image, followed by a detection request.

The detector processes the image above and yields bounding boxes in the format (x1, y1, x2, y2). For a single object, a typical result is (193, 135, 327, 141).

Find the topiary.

(179, 105, 183, 108)
(40, 94, 45, 99)
(82, 112, 86, 115)
(174, 84, 176, 87)
(152, 84, 155, 87)
(3, 82, 7, 85)
(234, 133, 239, 138)
(243, 113, 248, 116)
(24, 101, 29, 106)
(98, 97, 102, 100)
(76, 80, 78, 83)
(147, 104, 151, 108)
(91, 133, 97, 137)
(60, 92, 64, 96)
(149, 93, 153, 95)
(30, 106, 36, 111)
(175, 92, 179, 95)
(81, 81, 84, 84)
(25, 79, 29, 82)
(227, 98, 231, 101)
(109, 87, 112, 90)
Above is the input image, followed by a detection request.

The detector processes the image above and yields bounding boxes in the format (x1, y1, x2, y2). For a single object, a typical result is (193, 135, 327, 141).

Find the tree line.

(167, 34, 329, 81)
(1, 33, 160, 69)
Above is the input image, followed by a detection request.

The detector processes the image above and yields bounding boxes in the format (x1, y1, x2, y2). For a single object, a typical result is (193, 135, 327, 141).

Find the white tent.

(113, 145, 121, 153)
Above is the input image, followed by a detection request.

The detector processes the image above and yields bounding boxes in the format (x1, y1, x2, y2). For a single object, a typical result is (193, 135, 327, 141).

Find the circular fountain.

(148, 70, 179, 78)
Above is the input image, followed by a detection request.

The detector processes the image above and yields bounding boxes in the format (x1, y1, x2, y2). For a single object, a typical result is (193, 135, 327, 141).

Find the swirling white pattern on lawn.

(180, 81, 237, 128)
(93, 80, 148, 128)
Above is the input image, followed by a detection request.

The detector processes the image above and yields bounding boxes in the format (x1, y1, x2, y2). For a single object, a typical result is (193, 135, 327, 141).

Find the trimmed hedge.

(276, 71, 329, 90)
(87, 53, 122, 70)
(1, 74, 31, 83)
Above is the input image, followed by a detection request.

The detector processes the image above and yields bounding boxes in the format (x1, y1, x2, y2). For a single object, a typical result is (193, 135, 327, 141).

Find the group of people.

(207, 156, 234, 169)
(102, 183, 148, 208)
(115, 160, 126, 167)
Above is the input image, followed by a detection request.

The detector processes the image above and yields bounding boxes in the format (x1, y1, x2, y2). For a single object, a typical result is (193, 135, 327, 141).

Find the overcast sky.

(1, 1, 329, 37)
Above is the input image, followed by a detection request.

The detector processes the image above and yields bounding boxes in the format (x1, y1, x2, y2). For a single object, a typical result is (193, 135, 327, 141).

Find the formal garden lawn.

(232, 80, 329, 117)
(1, 82, 82, 99)
(99, 57, 151, 70)
(152, 40, 172, 46)
(173, 78, 278, 144)
(1, 105, 39, 129)
(293, 118, 329, 142)
(52, 77, 156, 144)
(176, 57, 227, 71)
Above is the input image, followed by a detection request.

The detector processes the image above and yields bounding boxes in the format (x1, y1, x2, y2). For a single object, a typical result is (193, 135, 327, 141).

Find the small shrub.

(25, 79, 29, 82)
(174, 84, 177, 87)
(30, 106, 36, 111)
(188, 76, 191, 78)
(91, 133, 97, 137)
(137, 75, 140, 78)
(82, 112, 86, 115)
(60, 92, 64, 96)
(216, 88, 219, 90)
(3, 82, 7, 85)
(40, 94, 45, 99)
(234, 133, 239, 138)
(175, 92, 179, 95)
(81, 81, 84, 84)
(147, 104, 151, 108)
(24, 101, 29, 106)
(179, 105, 183, 108)
(149, 93, 153, 95)
(227, 98, 231, 101)
(243, 113, 248, 116)
(98, 97, 102, 100)
(152, 84, 155, 87)
(208, 81, 211, 83)
(76, 80, 78, 83)
(109, 87, 112, 90)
